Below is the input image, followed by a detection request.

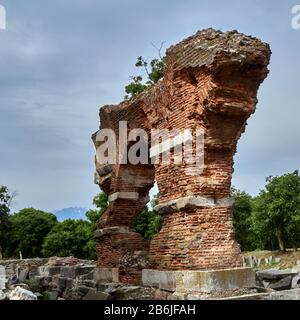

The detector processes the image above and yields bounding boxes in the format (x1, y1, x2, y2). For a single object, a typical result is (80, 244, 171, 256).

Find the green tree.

(84, 192, 108, 259)
(0, 186, 13, 258)
(251, 171, 300, 251)
(85, 192, 108, 228)
(145, 212, 163, 239)
(0, 186, 11, 217)
(133, 206, 152, 238)
(42, 219, 95, 259)
(232, 188, 255, 251)
(124, 52, 166, 100)
(251, 192, 278, 251)
(133, 194, 163, 239)
(10, 208, 57, 258)
(125, 76, 147, 100)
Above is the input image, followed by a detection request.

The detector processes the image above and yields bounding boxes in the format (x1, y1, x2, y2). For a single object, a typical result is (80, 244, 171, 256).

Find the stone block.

(18, 268, 29, 283)
(75, 266, 95, 277)
(291, 274, 300, 289)
(38, 266, 61, 277)
(94, 226, 130, 238)
(108, 192, 139, 202)
(142, 269, 161, 287)
(268, 275, 292, 291)
(93, 268, 119, 284)
(159, 271, 177, 292)
(83, 289, 110, 300)
(179, 268, 255, 293)
(257, 269, 298, 280)
(142, 268, 255, 293)
(154, 196, 234, 214)
(270, 288, 300, 300)
(60, 266, 76, 278)
(0, 266, 5, 290)
(57, 277, 73, 292)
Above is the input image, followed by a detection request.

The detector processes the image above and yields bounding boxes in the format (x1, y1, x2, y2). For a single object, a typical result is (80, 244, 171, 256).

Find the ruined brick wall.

(92, 28, 271, 279)
(92, 103, 154, 284)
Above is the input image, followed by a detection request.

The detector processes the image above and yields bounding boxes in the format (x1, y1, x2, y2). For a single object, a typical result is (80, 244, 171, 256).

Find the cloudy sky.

(0, 0, 299, 213)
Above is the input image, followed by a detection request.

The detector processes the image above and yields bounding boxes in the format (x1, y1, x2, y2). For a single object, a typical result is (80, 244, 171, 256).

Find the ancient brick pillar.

(92, 104, 155, 284)
(92, 28, 271, 278)
(147, 29, 271, 270)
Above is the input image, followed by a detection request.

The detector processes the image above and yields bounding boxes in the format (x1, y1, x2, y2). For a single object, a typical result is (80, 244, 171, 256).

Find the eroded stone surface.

(270, 288, 300, 300)
(142, 268, 255, 293)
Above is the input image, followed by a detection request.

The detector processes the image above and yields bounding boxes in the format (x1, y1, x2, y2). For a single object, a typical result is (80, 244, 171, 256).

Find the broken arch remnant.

(92, 28, 271, 283)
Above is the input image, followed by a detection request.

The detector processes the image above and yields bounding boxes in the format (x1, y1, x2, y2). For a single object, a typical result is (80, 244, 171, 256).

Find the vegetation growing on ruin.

(124, 45, 166, 100)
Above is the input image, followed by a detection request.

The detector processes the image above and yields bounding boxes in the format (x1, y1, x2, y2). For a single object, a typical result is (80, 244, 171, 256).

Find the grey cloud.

(0, 0, 299, 211)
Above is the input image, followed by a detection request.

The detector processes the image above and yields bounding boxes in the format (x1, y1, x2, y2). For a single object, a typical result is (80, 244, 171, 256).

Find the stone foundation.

(3, 258, 300, 300)
(142, 268, 255, 294)
(93, 267, 119, 283)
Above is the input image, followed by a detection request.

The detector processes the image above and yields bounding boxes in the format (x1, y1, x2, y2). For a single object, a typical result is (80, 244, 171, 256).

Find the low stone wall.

(0, 258, 49, 278)
(1, 257, 300, 300)
(256, 269, 300, 291)
(0, 257, 155, 300)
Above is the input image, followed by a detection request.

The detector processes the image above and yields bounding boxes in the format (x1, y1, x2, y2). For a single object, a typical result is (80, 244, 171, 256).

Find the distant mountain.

(53, 207, 88, 222)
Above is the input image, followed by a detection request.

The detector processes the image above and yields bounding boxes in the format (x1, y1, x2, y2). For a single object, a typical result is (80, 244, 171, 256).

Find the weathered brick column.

(92, 104, 155, 284)
(143, 29, 271, 270)
(92, 28, 271, 282)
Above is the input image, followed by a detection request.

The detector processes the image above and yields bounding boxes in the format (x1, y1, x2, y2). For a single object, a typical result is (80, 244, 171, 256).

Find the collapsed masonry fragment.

(92, 28, 271, 284)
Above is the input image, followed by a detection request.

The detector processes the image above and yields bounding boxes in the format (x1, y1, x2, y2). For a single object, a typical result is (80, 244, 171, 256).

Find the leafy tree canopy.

(251, 170, 300, 251)
(42, 219, 95, 260)
(232, 187, 255, 251)
(10, 208, 57, 258)
(85, 192, 108, 228)
(0, 186, 13, 258)
(133, 194, 163, 239)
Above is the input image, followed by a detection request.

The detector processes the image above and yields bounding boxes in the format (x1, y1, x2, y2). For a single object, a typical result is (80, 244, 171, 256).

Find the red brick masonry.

(92, 28, 271, 282)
